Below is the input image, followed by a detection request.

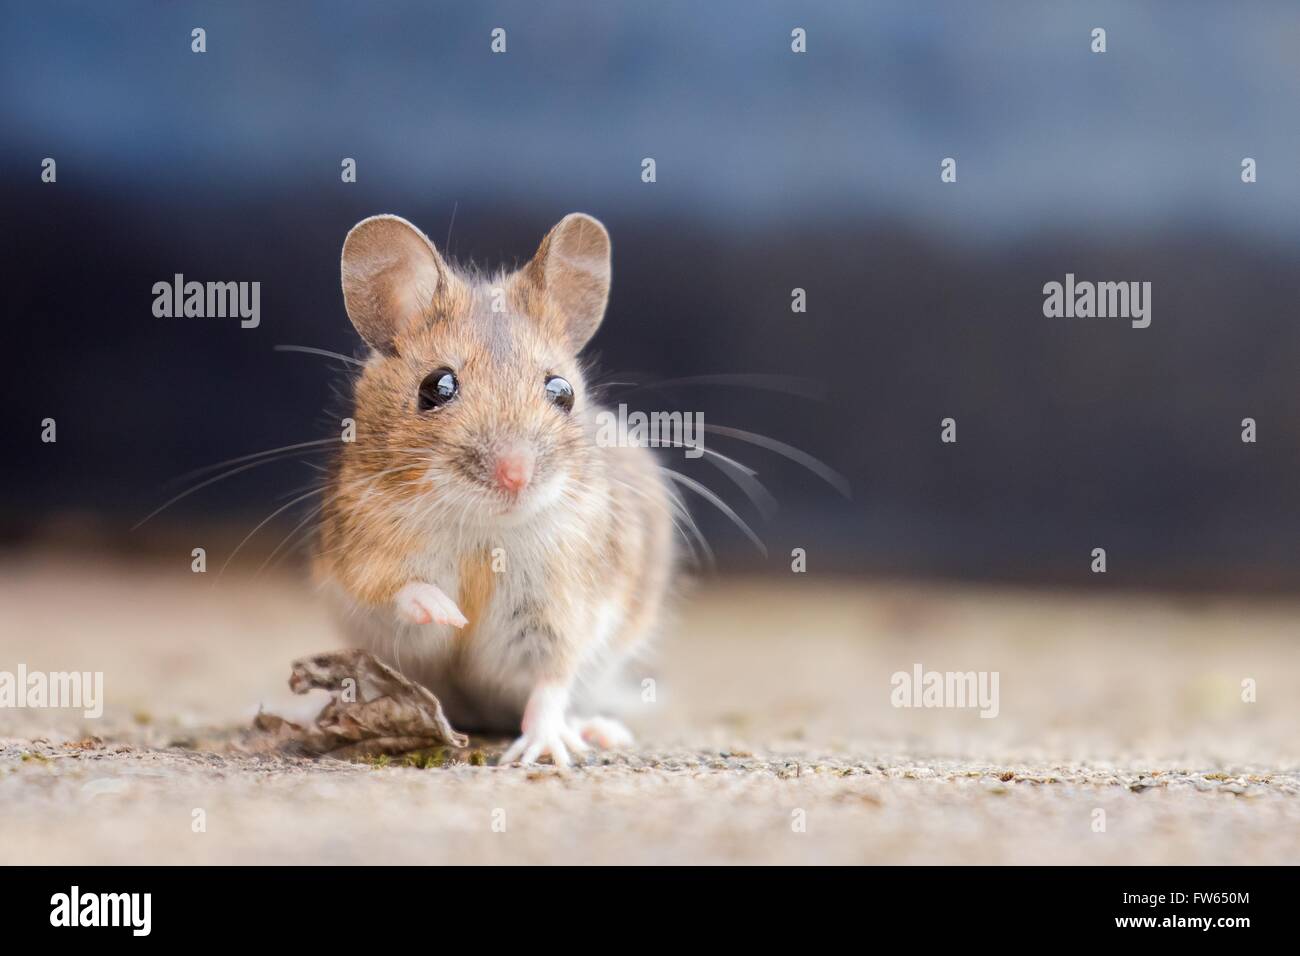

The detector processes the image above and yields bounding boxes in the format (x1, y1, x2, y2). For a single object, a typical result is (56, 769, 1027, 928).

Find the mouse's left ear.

(521, 213, 611, 352)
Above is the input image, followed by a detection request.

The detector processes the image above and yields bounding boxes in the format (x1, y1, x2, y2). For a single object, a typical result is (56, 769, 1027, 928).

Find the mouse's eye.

(418, 368, 458, 411)
(544, 375, 574, 413)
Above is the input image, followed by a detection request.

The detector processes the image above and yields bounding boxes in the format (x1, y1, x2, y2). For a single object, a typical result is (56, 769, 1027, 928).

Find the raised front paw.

(395, 581, 467, 628)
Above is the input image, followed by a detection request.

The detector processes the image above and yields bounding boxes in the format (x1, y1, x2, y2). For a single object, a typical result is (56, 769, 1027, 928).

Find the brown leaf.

(255, 650, 468, 758)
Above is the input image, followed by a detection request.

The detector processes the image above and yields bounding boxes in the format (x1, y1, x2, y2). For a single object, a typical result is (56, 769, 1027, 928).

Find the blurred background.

(2, 0, 1298, 590)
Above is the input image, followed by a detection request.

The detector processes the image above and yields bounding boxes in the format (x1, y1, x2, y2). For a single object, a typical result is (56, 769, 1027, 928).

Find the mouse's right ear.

(341, 215, 448, 354)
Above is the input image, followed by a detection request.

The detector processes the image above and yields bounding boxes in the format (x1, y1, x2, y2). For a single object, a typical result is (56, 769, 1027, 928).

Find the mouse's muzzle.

(492, 444, 535, 498)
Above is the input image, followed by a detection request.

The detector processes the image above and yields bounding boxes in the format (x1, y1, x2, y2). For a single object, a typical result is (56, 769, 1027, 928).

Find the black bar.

(0, 866, 1279, 940)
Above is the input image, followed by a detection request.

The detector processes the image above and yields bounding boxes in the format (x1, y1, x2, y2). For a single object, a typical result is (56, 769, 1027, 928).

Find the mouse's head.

(338, 213, 611, 528)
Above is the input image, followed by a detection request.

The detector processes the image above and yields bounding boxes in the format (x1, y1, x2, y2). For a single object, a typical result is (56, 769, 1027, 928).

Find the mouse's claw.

(499, 724, 588, 768)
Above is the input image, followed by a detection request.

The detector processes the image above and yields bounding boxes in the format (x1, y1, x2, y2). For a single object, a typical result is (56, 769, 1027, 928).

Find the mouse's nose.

(494, 449, 534, 495)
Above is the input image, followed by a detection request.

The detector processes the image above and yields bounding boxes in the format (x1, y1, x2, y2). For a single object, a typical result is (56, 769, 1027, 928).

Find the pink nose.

(494, 452, 533, 495)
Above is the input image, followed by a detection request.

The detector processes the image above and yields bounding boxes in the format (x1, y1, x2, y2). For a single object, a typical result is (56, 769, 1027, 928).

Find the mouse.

(313, 212, 676, 766)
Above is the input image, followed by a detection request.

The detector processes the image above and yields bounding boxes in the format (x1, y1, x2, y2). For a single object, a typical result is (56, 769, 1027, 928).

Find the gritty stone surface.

(1, 553, 1298, 864)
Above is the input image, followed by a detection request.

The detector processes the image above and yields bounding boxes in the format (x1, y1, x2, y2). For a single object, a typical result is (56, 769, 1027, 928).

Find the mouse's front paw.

(499, 687, 589, 768)
(395, 581, 467, 628)
(499, 723, 588, 768)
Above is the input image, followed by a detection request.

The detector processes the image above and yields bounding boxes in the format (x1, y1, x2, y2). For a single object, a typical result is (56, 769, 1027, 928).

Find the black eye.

(418, 368, 458, 411)
(545, 375, 574, 413)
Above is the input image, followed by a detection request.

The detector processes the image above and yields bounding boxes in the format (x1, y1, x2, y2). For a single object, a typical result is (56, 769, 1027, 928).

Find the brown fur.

(456, 550, 495, 643)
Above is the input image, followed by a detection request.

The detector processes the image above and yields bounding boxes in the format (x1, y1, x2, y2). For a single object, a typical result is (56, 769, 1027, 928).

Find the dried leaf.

(254, 650, 468, 758)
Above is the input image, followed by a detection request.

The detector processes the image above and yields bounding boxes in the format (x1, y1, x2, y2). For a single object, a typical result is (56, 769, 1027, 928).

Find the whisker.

(169, 438, 339, 485)
(275, 481, 327, 502)
(135, 455, 313, 530)
(663, 492, 711, 568)
(138, 438, 433, 533)
(444, 200, 459, 253)
(608, 373, 827, 401)
(564, 470, 713, 567)
(273, 344, 365, 367)
(260, 500, 327, 575)
(702, 423, 851, 498)
(649, 442, 778, 520)
(219, 487, 324, 577)
(659, 467, 766, 557)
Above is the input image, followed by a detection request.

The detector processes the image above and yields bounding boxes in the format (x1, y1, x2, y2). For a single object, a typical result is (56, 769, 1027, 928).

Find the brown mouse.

(314, 213, 675, 766)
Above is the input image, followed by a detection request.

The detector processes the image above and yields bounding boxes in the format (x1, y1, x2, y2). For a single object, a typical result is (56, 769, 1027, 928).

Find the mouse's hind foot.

(571, 715, 634, 750)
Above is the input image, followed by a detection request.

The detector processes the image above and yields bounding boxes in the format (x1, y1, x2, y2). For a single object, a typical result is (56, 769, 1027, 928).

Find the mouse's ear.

(341, 215, 449, 354)
(522, 213, 611, 352)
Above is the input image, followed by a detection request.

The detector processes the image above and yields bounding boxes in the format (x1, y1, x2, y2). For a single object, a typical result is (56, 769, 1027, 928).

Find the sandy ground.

(1, 552, 1297, 865)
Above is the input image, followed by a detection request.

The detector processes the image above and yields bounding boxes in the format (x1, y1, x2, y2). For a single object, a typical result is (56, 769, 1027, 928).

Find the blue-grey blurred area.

(2, 1, 1298, 590)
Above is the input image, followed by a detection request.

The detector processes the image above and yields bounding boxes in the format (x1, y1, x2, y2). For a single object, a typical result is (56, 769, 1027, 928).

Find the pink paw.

(395, 581, 467, 628)
(573, 716, 634, 750)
